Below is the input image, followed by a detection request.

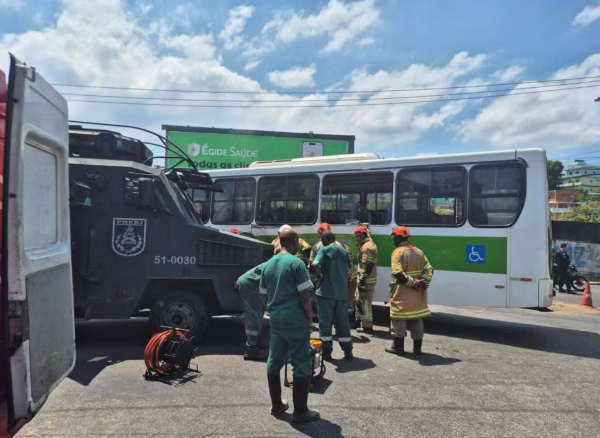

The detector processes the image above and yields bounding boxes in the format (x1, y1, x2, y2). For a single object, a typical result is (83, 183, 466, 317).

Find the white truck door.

(0, 55, 74, 436)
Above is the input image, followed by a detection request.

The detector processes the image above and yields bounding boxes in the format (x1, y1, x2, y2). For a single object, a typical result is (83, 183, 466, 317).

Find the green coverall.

(313, 245, 353, 356)
(237, 262, 268, 350)
(260, 253, 313, 379)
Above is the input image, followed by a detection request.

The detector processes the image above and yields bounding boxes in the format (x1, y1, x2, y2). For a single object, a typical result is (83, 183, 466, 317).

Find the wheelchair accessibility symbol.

(466, 245, 486, 264)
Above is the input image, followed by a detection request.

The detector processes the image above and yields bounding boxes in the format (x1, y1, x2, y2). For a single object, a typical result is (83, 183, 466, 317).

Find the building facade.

(549, 188, 580, 214)
(560, 160, 600, 194)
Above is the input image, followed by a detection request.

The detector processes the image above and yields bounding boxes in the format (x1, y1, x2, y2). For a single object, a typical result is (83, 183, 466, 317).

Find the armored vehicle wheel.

(150, 291, 210, 339)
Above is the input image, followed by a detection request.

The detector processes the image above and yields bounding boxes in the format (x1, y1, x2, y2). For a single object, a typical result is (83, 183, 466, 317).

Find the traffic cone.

(580, 282, 594, 308)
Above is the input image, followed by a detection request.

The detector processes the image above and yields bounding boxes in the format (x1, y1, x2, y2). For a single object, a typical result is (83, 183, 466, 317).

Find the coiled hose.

(144, 329, 187, 373)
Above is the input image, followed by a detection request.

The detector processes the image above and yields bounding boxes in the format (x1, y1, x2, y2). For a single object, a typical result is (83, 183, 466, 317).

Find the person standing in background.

(386, 226, 433, 356)
(353, 225, 378, 333)
(234, 262, 268, 361)
(311, 231, 353, 361)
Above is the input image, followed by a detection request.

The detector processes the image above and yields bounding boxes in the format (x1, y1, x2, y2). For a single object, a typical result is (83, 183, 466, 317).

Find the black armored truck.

(68, 125, 272, 338)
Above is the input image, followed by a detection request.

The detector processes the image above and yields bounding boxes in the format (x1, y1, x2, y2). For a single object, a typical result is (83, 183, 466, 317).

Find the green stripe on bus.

(256, 233, 507, 275)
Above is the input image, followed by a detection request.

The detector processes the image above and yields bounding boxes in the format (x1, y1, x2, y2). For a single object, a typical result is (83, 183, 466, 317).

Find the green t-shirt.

(313, 244, 349, 301)
(260, 253, 313, 327)
(237, 262, 268, 292)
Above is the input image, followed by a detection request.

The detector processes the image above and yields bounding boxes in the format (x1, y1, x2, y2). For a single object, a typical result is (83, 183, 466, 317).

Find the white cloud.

(173, 4, 194, 30)
(492, 65, 525, 82)
(219, 5, 254, 50)
(0, 0, 22, 10)
(246, 0, 379, 63)
(357, 37, 375, 47)
(0, 4, 490, 156)
(138, 2, 153, 16)
(573, 3, 600, 26)
(6, 0, 589, 158)
(458, 54, 600, 149)
(244, 60, 261, 71)
(267, 64, 316, 89)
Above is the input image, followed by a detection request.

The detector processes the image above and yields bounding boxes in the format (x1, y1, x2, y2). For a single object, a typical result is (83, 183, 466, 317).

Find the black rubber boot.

(322, 351, 332, 362)
(267, 375, 289, 416)
(385, 337, 405, 356)
(344, 350, 353, 360)
(292, 378, 320, 423)
(413, 339, 423, 356)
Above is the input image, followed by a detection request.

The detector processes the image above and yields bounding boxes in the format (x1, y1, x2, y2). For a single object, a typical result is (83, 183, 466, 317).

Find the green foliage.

(547, 160, 564, 190)
(558, 200, 600, 222)
(577, 188, 593, 202)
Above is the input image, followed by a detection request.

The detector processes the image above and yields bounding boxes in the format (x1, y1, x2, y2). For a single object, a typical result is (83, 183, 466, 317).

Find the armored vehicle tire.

(149, 291, 210, 340)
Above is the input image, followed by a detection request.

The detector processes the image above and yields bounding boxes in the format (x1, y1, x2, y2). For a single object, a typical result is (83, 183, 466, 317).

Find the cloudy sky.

(1, 0, 599, 163)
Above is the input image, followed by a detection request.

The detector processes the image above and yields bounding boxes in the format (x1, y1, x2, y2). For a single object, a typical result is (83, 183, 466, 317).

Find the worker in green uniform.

(311, 231, 353, 361)
(260, 228, 320, 423)
(235, 262, 268, 361)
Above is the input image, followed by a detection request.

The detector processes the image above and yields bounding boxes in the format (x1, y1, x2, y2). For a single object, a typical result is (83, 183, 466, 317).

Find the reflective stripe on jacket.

(357, 238, 377, 284)
(389, 242, 433, 320)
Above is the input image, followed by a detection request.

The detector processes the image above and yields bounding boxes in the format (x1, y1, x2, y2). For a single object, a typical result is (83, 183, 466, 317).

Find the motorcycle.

(568, 265, 588, 292)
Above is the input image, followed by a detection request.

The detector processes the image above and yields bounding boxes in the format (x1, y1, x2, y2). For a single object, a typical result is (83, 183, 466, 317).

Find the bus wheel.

(150, 291, 210, 340)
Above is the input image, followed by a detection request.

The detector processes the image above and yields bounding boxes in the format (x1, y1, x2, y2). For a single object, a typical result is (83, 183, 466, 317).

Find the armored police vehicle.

(68, 125, 272, 338)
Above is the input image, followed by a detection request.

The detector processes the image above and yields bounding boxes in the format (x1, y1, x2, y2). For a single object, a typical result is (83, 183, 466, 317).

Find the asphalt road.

(18, 301, 600, 438)
(555, 283, 599, 305)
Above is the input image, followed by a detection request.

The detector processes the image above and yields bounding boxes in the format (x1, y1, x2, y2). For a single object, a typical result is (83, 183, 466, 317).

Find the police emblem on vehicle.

(112, 218, 146, 257)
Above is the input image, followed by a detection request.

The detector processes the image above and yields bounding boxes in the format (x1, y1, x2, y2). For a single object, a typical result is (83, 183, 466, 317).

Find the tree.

(558, 200, 600, 222)
(547, 160, 564, 190)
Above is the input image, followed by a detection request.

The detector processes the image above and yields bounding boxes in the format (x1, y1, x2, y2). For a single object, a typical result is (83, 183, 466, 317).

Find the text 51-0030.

(154, 256, 197, 265)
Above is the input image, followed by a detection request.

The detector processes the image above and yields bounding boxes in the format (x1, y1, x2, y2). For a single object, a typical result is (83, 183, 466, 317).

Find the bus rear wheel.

(150, 291, 210, 340)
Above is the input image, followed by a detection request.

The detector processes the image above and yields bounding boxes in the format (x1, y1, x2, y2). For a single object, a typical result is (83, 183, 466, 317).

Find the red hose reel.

(143, 327, 199, 381)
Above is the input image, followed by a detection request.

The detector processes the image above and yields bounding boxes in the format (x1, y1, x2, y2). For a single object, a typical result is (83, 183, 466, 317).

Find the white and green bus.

(189, 149, 553, 309)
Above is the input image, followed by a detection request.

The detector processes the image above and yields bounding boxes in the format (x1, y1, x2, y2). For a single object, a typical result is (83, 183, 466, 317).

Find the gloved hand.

(358, 277, 367, 290)
(415, 279, 429, 289)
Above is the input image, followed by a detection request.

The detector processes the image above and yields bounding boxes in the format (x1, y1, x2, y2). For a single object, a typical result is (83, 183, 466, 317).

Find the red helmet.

(353, 225, 369, 238)
(318, 222, 331, 234)
(391, 226, 410, 238)
(229, 228, 241, 235)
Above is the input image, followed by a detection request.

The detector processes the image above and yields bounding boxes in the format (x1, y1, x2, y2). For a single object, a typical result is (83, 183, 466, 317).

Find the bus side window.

(256, 175, 319, 225)
(396, 167, 466, 227)
(211, 177, 256, 224)
(469, 164, 526, 227)
(321, 172, 393, 225)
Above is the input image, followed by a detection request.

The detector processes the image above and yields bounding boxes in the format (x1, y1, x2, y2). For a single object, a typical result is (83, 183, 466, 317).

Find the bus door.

(0, 56, 74, 437)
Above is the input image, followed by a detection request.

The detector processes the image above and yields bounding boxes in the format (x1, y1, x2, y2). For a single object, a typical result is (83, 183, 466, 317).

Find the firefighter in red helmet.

(352, 225, 377, 333)
(386, 226, 433, 356)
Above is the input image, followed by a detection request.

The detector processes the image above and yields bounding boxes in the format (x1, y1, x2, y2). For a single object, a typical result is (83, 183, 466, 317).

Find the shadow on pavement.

(69, 315, 261, 386)
(311, 377, 333, 395)
(330, 357, 376, 373)
(370, 303, 600, 360)
(275, 414, 344, 438)
(426, 312, 600, 360)
(414, 352, 461, 367)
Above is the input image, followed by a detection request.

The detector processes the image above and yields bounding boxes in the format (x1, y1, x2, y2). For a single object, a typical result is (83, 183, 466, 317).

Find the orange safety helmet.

(353, 225, 369, 238)
(391, 226, 410, 238)
(318, 222, 332, 234)
(229, 228, 241, 235)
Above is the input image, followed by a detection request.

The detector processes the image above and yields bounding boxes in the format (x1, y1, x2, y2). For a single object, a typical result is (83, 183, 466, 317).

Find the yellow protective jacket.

(357, 237, 378, 285)
(389, 241, 433, 320)
(272, 237, 311, 264)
